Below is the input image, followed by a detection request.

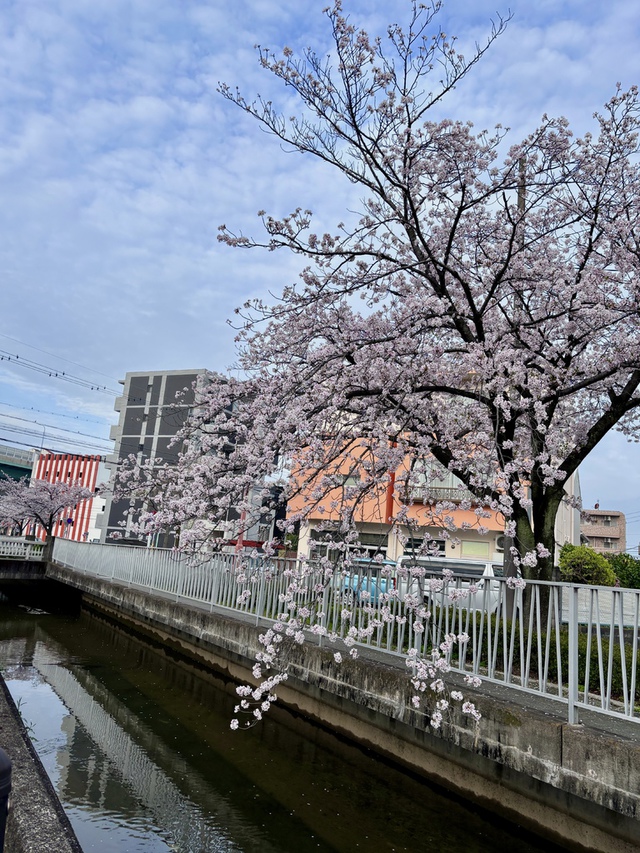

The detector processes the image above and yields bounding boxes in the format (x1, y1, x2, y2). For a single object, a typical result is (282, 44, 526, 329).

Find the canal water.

(0, 601, 561, 853)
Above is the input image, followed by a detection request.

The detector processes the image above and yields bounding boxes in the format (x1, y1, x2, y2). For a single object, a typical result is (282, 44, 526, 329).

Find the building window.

(402, 537, 446, 556)
(310, 529, 388, 560)
(461, 540, 491, 559)
(341, 475, 360, 487)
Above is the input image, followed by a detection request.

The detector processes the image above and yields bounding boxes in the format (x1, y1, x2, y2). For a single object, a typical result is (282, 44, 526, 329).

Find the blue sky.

(0, 0, 639, 544)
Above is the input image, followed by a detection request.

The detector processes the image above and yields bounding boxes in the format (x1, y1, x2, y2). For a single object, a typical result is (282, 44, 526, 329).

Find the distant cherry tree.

(0, 476, 94, 543)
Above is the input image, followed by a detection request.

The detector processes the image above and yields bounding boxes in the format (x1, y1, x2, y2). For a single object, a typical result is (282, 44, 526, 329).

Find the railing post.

(149, 549, 158, 592)
(175, 560, 185, 602)
(568, 585, 579, 725)
(129, 550, 136, 587)
(209, 555, 222, 611)
(255, 564, 264, 626)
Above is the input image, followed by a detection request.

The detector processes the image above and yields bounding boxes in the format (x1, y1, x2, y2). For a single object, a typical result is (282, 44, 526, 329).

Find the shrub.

(559, 544, 616, 586)
(607, 553, 640, 590)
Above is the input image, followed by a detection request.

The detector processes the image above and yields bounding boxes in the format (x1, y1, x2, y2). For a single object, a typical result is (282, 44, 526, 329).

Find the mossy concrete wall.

(47, 562, 640, 853)
(0, 676, 82, 853)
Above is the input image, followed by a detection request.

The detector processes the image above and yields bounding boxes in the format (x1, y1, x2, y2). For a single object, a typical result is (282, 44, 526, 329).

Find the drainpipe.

(385, 442, 398, 523)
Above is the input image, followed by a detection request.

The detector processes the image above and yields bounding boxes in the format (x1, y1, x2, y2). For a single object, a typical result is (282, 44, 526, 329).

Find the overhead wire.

(0, 399, 109, 425)
(0, 427, 110, 453)
(0, 333, 120, 383)
(0, 350, 119, 394)
(0, 411, 112, 444)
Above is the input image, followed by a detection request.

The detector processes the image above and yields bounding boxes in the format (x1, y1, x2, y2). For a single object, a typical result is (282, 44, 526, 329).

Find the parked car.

(395, 555, 504, 613)
(341, 558, 396, 605)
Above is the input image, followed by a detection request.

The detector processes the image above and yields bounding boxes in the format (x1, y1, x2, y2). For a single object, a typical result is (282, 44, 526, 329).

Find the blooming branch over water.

(229, 559, 491, 731)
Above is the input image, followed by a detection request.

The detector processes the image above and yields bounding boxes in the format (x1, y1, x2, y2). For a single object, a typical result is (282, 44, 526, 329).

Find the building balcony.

(408, 486, 476, 504)
(582, 524, 623, 538)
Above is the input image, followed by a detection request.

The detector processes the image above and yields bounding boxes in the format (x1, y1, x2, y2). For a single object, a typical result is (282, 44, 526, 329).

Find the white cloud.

(0, 0, 637, 508)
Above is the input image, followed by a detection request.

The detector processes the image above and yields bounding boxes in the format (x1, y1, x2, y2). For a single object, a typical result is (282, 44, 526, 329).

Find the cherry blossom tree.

(212, 2, 640, 582)
(0, 476, 95, 545)
(116, 0, 640, 729)
(122, 1, 640, 584)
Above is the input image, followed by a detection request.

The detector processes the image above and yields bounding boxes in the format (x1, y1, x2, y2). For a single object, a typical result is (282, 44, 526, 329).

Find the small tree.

(0, 476, 95, 545)
(559, 544, 616, 587)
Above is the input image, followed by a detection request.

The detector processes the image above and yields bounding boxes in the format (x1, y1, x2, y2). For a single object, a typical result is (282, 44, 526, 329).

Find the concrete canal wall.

(0, 675, 82, 853)
(46, 562, 640, 853)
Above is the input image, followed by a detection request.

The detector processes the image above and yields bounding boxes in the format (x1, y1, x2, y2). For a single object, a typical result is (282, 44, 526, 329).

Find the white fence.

(51, 538, 640, 726)
(0, 536, 45, 561)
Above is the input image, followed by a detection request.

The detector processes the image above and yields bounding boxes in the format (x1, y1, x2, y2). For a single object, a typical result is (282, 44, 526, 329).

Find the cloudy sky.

(1, 0, 640, 543)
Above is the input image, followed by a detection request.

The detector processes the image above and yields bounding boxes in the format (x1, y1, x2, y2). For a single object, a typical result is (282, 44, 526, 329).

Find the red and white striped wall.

(28, 452, 105, 542)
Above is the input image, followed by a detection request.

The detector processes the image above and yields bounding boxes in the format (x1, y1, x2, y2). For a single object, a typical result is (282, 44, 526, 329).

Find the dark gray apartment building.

(98, 369, 205, 544)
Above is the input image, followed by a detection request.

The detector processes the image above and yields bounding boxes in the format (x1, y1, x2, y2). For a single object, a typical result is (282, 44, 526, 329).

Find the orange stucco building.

(287, 444, 581, 565)
(287, 447, 506, 563)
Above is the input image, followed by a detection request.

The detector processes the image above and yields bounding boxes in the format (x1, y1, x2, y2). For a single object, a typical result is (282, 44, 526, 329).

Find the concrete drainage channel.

(0, 675, 82, 853)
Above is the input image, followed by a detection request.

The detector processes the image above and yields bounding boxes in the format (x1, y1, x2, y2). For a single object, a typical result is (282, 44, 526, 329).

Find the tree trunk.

(514, 508, 536, 578)
(42, 536, 54, 564)
(532, 492, 563, 582)
(513, 493, 563, 630)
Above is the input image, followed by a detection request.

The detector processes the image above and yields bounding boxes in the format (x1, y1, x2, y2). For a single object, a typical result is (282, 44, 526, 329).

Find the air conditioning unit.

(496, 534, 506, 552)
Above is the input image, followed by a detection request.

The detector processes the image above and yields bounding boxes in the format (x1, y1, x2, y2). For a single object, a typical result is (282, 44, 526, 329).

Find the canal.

(0, 599, 561, 853)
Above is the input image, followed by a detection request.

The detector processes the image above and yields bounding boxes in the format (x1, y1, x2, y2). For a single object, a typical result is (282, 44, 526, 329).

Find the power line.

(0, 424, 111, 453)
(0, 436, 108, 456)
(0, 350, 119, 394)
(0, 400, 109, 425)
(0, 426, 109, 455)
(0, 411, 112, 443)
(0, 333, 120, 383)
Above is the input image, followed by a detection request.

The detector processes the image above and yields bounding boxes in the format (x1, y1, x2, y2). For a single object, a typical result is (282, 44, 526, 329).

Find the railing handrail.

(0, 536, 46, 561)
(51, 538, 640, 726)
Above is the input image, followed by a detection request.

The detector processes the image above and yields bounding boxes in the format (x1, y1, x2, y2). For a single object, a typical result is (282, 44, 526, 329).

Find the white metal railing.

(51, 538, 640, 725)
(0, 444, 33, 464)
(0, 536, 46, 561)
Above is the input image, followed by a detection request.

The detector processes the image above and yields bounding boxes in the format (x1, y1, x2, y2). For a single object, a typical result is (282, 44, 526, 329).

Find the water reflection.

(33, 653, 257, 853)
(0, 606, 561, 853)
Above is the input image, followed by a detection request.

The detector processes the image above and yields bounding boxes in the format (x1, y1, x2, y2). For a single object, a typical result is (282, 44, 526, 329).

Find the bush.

(607, 553, 640, 590)
(559, 544, 616, 586)
(442, 611, 639, 703)
(544, 627, 639, 702)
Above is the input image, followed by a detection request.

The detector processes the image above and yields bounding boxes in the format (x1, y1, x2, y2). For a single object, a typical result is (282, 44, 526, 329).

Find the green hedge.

(437, 609, 639, 703)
